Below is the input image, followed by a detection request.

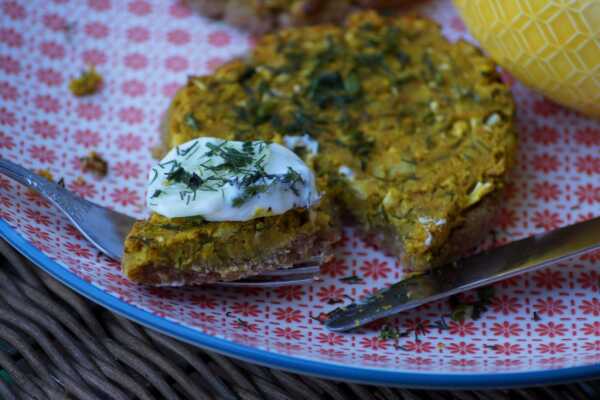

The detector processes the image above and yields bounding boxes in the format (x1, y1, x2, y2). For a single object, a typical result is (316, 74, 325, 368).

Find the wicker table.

(0, 240, 598, 400)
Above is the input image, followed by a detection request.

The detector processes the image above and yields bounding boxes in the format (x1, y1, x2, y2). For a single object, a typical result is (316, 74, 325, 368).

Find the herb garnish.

(378, 324, 410, 340)
(184, 113, 201, 131)
(232, 167, 304, 207)
(166, 166, 207, 194)
(336, 130, 375, 170)
(159, 140, 307, 208)
(232, 184, 269, 207)
(237, 66, 255, 83)
(449, 286, 495, 321)
(307, 71, 361, 108)
(281, 167, 303, 196)
(339, 275, 364, 284)
(422, 52, 444, 85)
(176, 141, 201, 159)
(273, 109, 322, 136)
(204, 141, 255, 172)
(377, 324, 411, 351)
(233, 81, 277, 127)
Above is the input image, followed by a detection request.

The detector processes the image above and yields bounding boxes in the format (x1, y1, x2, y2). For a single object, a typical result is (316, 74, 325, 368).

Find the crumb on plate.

(79, 151, 108, 177)
(69, 67, 102, 97)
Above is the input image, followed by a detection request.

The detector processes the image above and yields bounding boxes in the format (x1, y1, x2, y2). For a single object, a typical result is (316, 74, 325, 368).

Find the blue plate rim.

(1, 218, 599, 389)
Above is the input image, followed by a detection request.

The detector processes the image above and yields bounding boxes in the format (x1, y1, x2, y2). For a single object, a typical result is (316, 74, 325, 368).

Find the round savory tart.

(186, 0, 410, 34)
(140, 11, 517, 284)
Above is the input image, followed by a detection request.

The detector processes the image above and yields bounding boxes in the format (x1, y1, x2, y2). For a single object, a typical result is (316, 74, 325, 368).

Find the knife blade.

(325, 216, 600, 332)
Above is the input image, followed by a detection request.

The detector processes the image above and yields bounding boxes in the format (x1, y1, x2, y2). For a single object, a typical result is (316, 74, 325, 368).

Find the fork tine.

(214, 261, 321, 287)
(260, 264, 320, 277)
(214, 276, 317, 288)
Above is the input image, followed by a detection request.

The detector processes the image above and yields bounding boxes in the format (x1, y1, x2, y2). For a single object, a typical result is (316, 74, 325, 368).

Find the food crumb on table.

(79, 151, 108, 177)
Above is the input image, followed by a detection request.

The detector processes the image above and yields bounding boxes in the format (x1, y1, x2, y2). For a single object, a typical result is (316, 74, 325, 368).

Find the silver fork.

(0, 158, 321, 287)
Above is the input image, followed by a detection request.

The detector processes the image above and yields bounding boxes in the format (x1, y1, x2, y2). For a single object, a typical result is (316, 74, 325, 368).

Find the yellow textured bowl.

(454, 0, 600, 118)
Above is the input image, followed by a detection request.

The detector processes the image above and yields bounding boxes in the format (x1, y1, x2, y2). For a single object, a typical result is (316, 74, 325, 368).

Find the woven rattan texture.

(0, 240, 599, 400)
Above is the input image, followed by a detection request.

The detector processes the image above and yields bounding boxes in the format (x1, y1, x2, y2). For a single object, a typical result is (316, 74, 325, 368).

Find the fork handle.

(0, 157, 59, 192)
(0, 157, 85, 212)
(0, 157, 137, 260)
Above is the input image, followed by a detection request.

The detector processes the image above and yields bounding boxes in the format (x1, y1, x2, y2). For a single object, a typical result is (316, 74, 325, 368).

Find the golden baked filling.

(124, 11, 517, 284)
(123, 205, 336, 285)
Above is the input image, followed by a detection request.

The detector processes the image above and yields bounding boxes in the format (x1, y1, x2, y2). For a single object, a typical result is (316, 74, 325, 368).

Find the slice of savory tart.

(123, 138, 339, 285)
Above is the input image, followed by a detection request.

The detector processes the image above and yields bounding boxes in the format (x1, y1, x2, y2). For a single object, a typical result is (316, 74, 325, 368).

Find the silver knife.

(325, 216, 600, 332)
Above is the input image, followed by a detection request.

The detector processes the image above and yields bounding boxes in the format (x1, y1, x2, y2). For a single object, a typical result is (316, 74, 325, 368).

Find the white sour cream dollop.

(283, 134, 319, 155)
(147, 137, 320, 221)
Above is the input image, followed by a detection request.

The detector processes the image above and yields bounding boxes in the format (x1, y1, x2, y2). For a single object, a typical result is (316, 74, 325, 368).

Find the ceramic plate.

(1, 0, 599, 388)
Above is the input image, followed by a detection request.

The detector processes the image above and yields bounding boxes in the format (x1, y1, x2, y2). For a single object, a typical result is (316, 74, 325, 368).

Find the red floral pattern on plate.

(0, 0, 599, 375)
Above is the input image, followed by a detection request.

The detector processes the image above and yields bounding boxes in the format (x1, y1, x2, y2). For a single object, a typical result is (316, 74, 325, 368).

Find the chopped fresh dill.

(231, 166, 305, 208)
(339, 275, 364, 284)
(281, 167, 304, 196)
(242, 140, 255, 155)
(232, 184, 269, 207)
(449, 286, 495, 322)
(204, 141, 255, 172)
(307, 71, 361, 108)
(187, 173, 203, 191)
(165, 165, 188, 182)
(336, 130, 375, 170)
(176, 140, 199, 157)
(237, 66, 255, 83)
(158, 159, 178, 170)
(165, 166, 205, 194)
(184, 112, 201, 131)
(149, 168, 158, 184)
(378, 324, 410, 340)
(421, 52, 444, 85)
(157, 140, 307, 208)
(343, 73, 360, 96)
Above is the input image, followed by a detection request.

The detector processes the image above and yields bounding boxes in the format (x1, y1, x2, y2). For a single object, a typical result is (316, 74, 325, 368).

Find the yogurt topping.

(338, 165, 355, 180)
(147, 137, 320, 221)
(283, 134, 319, 155)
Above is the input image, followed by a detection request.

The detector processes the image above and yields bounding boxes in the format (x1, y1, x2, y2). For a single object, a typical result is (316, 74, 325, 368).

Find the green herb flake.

(344, 73, 360, 96)
(346, 130, 375, 170)
(449, 286, 495, 322)
(232, 184, 269, 207)
(281, 167, 304, 196)
(378, 324, 410, 340)
(204, 141, 255, 172)
(339, 275, 364, 284)
(237, 66, 255, 83)
(184, 113, 201, 131)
